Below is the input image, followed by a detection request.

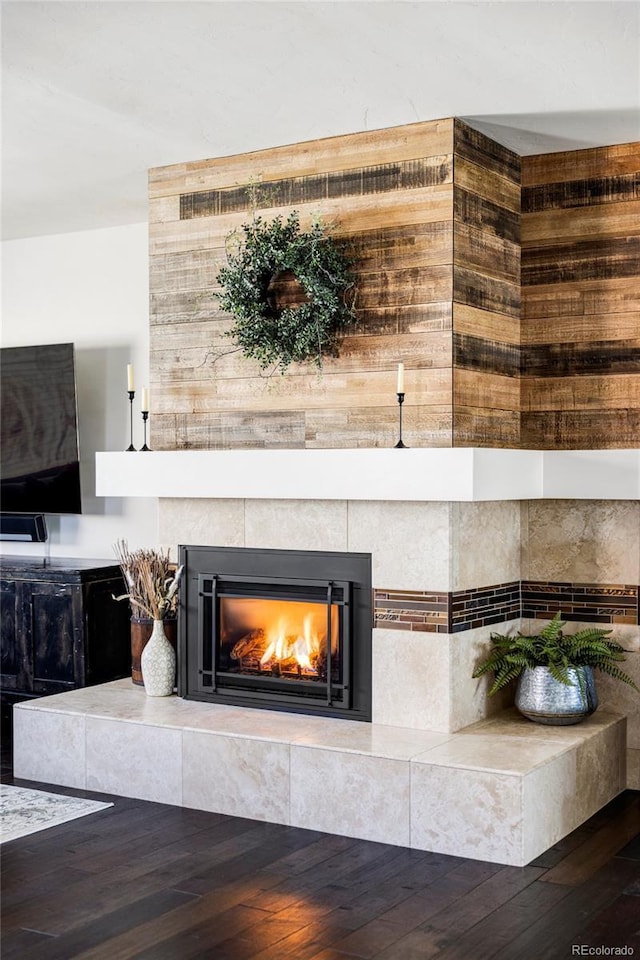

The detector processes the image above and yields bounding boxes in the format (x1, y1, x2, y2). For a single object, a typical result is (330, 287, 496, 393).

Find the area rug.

(0, 784, 113, 843)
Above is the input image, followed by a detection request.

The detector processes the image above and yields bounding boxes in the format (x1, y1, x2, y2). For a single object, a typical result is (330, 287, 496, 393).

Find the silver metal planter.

(515, 665, 598, 725)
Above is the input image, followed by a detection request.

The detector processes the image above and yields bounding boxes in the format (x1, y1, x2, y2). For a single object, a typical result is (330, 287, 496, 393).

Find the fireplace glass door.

(199, 575, 351, 710)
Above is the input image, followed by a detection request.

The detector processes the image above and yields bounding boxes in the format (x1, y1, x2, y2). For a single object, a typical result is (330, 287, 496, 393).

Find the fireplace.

(178, 545, 372, 720)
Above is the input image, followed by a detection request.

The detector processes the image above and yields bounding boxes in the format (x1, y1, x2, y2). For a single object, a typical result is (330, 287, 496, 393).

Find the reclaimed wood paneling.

(521, 141, 640, 449)
(148, 122, 638, 452)
(149, 119, 457, 450)
(452, 119, 521, 448)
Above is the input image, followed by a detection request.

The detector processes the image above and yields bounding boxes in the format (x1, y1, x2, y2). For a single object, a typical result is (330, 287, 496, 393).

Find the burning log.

(230, 629, 265, 660)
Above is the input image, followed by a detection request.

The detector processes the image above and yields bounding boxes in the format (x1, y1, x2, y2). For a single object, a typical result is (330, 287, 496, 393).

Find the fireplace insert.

(178, 545, 372, 720)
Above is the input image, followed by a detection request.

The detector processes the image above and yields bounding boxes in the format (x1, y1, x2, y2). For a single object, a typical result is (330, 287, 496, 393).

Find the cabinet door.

(26, 582, 82, 695)
(1, 578, 28, 692)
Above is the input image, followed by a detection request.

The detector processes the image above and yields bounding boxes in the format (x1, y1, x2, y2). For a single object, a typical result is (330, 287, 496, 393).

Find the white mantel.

(96, 448, 640, 502)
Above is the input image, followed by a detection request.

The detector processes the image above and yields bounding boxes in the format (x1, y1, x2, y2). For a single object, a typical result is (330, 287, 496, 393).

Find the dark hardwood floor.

(2, 729, 639, 960)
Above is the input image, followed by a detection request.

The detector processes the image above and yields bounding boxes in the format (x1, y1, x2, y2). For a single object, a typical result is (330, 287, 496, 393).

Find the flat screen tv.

(0, 342, 82, 515)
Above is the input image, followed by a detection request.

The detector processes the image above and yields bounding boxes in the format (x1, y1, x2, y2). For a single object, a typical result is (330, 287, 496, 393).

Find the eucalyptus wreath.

(216, 211, 356, 373)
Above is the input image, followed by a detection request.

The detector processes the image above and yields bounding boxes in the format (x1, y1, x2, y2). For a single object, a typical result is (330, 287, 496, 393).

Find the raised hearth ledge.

(13, 680, 626, 867)
(96, 448, 640, 502)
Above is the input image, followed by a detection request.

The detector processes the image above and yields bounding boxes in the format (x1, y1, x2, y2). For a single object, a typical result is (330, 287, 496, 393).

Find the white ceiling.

(2, 0, 639, 241)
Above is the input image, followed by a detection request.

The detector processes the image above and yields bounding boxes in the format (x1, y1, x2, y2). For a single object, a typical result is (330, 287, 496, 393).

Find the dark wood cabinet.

(0, 556, 131, 716)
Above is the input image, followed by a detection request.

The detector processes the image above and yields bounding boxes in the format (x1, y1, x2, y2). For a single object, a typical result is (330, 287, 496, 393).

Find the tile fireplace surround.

(14, 448, 639, 867)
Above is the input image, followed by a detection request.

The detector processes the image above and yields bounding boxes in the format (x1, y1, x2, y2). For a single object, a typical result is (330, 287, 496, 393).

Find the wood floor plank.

(540, 793, 640, 885)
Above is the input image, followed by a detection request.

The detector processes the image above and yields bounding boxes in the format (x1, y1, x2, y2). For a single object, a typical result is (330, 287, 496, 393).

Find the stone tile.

(245, 499, 348, 552)
(348, 500, 451, 592)
(411, 763, 523, 865)
(290, 720, 452, 760)
(451, 622, 518, 731)
(524, 500, 640, 584)
(573, 715, 626, 822)
(13, 706, 86, 789)
(452, 501, 522, 591)
(372, 628, 451, 732)
(411, 733, 571, 775)
(290, 745, 410, 846)
(522, 751, 577, 864)
(158, 497, 245, 553)
(85, 717, 182, 805)
(627, 748, 640, 790)
(183, 730, 290, 824)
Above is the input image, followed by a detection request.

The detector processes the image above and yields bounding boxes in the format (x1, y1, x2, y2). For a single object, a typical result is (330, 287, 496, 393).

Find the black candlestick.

(126, 391, 136, 451)
(394, 392, 408, 448)
(140, 411, 151, 451)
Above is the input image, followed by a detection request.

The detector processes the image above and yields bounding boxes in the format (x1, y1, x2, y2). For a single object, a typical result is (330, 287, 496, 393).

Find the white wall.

(1, 223, 157, 560)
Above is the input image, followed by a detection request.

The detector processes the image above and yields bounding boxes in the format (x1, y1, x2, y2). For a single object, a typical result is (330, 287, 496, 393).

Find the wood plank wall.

(521, 142, 640, 448)
(452, 120, 522, 447)
(148, 119, 457, 450)
(148, 122, 639, 452)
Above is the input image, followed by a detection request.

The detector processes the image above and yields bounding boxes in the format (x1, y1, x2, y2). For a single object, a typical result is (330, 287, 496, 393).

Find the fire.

(222, 597, 338, 677)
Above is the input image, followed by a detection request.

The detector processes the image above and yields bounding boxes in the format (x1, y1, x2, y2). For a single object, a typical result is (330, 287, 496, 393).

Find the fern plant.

(472, 612, 638, 697)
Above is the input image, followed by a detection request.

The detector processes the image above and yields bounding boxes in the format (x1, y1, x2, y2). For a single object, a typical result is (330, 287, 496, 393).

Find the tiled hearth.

(13, 680, 626, 867)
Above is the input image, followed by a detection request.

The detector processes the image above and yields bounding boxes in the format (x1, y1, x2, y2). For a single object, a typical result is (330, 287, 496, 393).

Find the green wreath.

(217, 211, 356, 373)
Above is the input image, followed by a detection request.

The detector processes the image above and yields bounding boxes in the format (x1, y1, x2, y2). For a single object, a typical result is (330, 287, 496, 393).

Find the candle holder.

(125, 390, 136, 451)
(140, 411, 151, 451)
(394, 392, 408, 448)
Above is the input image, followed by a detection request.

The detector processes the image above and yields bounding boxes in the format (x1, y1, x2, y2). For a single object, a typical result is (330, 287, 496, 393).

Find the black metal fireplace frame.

(178, 545, 372, 721)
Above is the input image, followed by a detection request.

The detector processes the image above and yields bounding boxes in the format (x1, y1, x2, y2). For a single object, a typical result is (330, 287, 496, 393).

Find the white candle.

(127, 364, 135, 391)
(396, 362, 404, 394)
(141, 387, 149, 412)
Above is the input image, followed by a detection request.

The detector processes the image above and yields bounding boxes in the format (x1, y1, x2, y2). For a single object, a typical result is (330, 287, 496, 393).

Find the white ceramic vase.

(140, 618, 176, 696)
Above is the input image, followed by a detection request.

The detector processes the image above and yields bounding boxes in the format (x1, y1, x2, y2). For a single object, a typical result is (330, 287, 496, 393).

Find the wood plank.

(453, 266, 520, 318)
(150, 331, 453, 382)
(521, 410, 640, 449)
(453, 220, 520, 284)
(522, 142, 640, 186)
(151, 411, 306, 451)
(149, 185, 454, 256)
(453, 187, 520, 244)
(152, 367, 454, 415)
(523, 173, 640, 213)
(178, 156, 453, 221)
(540, 793, 640, 886)
(358, 302, 453, 335)
(354, 264, 452, 309)
(453, 303, 520, 345)
(454, 156, 520, 214)
(522, 277, 640, 319)
(521, 199, 640, 244)
(522, 340, 640, 377)
(148, 118, 454, 197)
(305, 406, 453, 448)
(454, 333, 520, 376)
(522, 374, 640, 411)
(350, 221, 452, 272)
(454, 118, 521, 184)
(453, 406, 520, 447)
(453, 368, 520, 410)
(522, 236, 640, 286)
(522, 312, 640, 345)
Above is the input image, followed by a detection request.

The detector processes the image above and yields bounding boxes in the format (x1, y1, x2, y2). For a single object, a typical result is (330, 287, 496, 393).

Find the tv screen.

(0, 342, 82, 515)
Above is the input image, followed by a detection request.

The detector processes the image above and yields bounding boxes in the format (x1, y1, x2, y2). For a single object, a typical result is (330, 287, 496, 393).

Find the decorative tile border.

(451, 582, 521, 634)
(374, 581, 639, 634)
(522, 581, 639, 626)
(373, 590, 449, 633)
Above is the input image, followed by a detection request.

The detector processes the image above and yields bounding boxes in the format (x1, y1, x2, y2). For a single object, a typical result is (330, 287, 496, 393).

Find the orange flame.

(221, 597, 338, 674)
